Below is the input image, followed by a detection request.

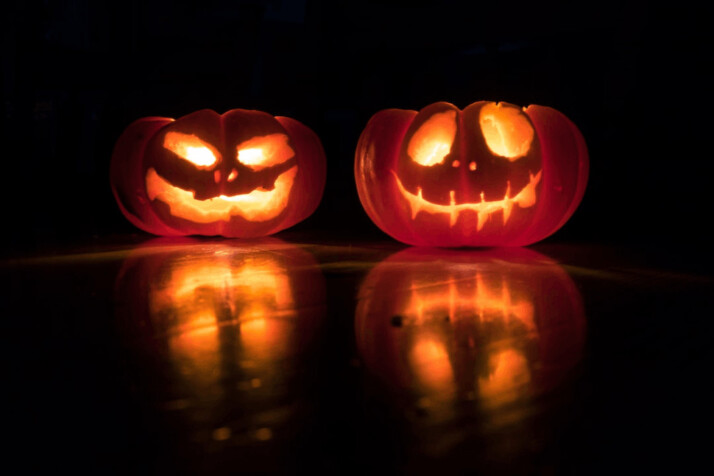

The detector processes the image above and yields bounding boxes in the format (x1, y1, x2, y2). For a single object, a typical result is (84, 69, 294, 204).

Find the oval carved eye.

(236, 134, 294, 171)
(163, 132, 219, 168)
(408, 110, 457, 167)
(479, 103, 534, 160)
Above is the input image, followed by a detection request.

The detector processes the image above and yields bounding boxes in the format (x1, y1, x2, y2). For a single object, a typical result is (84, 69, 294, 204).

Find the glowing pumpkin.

(111, 109, 326, 237)
(354, 101, 588, 246)
(114, 238, 326, 434)
(355, 247, 585, 415)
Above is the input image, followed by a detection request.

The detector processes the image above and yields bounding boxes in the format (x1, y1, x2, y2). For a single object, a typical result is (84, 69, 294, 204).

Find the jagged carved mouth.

(145, 166, 297, 223)
(393, 170, 542, 230)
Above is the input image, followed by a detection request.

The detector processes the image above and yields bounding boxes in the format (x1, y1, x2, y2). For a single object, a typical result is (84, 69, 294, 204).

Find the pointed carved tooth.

(394, 168, 543, 224)
(503, 200, 513, 224)
(411, 187, 423, 218)
(517, 182, 536, 208)
(477, 210, 488, 231)
(449, 190, 458, 227)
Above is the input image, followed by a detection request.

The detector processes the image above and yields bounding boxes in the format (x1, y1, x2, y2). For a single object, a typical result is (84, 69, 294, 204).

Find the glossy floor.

(2, 237, 709, 474)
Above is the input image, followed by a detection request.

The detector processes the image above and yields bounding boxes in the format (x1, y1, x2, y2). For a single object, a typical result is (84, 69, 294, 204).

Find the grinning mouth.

(146, 166, 297, 223)
(393, 170, 542, 230)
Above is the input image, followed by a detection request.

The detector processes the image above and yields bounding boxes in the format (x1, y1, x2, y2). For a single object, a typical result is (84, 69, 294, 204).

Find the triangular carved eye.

(164, 132, 219, 168)
(236, 134, 294, 171)
(479, 103, 534, 160)
(408, 110, 457, 167)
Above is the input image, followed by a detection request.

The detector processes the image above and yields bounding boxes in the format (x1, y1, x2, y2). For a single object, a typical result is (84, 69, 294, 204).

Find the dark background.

(2, 0, 712, 254)
(2, 2, 713, 474)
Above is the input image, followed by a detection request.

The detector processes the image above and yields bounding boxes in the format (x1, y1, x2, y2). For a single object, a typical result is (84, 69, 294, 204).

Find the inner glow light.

(407, 110, 458, 166)
(236, 133, 294, 171)
(479, 103, 534, 160)
(238, 148, 265, 165)
(393, 169, 542, 229)
(164, 131, 219, 167)
(146, 166, 297, 223)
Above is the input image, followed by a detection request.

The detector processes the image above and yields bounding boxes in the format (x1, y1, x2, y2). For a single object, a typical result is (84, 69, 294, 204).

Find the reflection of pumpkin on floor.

(355, 101, 588, 246)
(355, 247, 586, 415)
(111, 109, 326, 237)
(114, 239, 326, 439)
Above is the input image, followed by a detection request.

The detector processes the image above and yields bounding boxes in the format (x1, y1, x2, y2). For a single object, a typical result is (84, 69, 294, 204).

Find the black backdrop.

(2, 0, 712, 253)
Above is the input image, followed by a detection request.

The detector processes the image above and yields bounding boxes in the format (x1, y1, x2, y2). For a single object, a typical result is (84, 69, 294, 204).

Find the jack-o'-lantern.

(355, 247, 585, 422)
(111, 109, 326, 237)
(114, 238, 326, 444)
(355, 101, 588, 246)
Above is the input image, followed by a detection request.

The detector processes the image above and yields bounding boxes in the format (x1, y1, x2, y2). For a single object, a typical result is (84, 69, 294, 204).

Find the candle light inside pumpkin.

(111, 108, 326, 237)
(355, 100, 588, 246)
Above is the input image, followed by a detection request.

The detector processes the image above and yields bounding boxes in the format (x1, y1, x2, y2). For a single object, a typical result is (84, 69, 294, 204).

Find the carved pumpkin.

(114, 238, 326, 437)
(111, 109, 326, 237)
(355, 247, 585, 416)
(355, 101, 588, 246)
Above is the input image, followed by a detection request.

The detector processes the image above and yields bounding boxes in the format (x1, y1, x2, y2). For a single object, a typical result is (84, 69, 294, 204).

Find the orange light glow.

(168, 313, 221, 391)
(411, 337, 455, 394)
(393, 169, 542, 229)
(407, 110, 458, 166)
(114, 238, 329, 440)
(236, 133, 294, 171)
(479, 103, 534, 160)
(403, 271, 535, 331)
(401, 267, 536, 402)
(138, 248, 305, 411)
(151, 256, 293, 323)
(145, 166, 297, 223)
(478, 348, 531, 405)
(355, 248, 587, 427)
(239, 312, 294, 361)
(163, 131, 220, 168)
(149, 251, 298, 371)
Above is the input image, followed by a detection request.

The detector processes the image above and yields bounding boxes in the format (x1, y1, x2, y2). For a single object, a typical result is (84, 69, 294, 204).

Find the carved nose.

(469, 161, 477, 171)
(214, 170, 221, 183)
(227, 169, 238, 182)
(452, 160, 460, 168)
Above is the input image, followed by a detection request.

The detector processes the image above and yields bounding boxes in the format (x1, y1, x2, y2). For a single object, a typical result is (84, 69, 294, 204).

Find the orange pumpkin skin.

(354, 101, 588, 247)
(111, 109, 326, 238)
